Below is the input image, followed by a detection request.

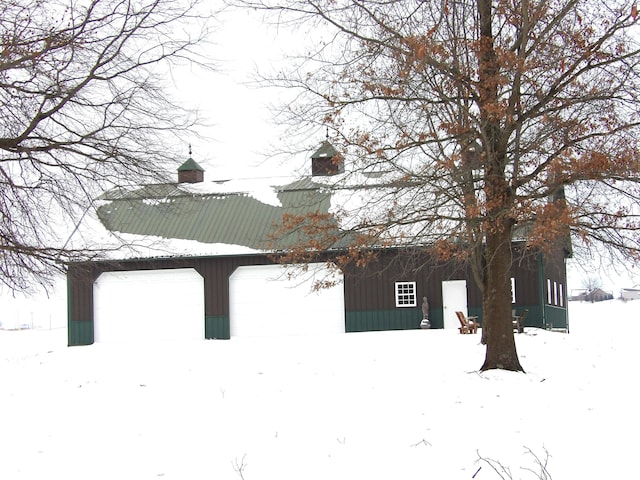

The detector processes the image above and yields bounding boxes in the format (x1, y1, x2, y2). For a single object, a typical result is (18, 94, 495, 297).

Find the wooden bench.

(512, 309, 528, 333)
(456, 311, 478, 334)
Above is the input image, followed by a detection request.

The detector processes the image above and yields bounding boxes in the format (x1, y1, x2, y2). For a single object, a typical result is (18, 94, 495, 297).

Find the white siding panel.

(94, 269, 204, 342)
(229, 264, 345, 337)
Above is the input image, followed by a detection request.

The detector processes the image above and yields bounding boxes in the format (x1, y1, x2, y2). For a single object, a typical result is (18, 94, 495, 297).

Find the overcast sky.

(171, 8, 305, 182)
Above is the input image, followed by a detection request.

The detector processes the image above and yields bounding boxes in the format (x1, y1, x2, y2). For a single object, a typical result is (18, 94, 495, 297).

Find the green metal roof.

(177, 157, 205, 172)
(311, 140, 339, 159)
(96, 179, 339, 251)
(97, 184, 185, 201)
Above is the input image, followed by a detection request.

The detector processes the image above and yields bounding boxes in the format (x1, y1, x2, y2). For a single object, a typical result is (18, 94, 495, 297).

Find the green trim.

(428, 309, 444, 329)
(538, 253, 546, 326)
(506, 305, 566, 330)
(346, 308, 422, 332)
(205, 315, 230, 339)
(543, 305, 568, 330)
(514, 305, 542, 328)
(68, 320, 94, 346)
(344, 304, 566, 334)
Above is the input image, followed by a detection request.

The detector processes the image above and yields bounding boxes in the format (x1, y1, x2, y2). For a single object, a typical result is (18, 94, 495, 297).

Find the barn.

(67, 143, 569, 345)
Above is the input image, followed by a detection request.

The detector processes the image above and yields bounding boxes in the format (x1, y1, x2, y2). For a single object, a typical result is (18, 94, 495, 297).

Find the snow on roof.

(67, 205, 264, 261)
(105, 233, 263, 259)
(178, 176, 297, 208)
(67, 175, 335, 262)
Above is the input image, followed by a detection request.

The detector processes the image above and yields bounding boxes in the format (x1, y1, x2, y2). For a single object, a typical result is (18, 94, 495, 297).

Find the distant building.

(569, 288, 613, 302)
(621, 288, 640, 301)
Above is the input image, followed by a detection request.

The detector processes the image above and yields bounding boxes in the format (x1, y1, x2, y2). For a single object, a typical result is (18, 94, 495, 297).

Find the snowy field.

(0, 300, 636, 480)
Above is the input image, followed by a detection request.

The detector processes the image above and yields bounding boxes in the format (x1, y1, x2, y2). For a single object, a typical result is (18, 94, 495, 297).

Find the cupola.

(311, 140, 344, 176)
(177, 146, 205, 183)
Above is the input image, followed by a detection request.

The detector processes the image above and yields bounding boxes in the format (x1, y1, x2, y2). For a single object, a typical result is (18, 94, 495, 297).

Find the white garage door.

(229, 263, 345, 337)
(93, 268, 204, 342)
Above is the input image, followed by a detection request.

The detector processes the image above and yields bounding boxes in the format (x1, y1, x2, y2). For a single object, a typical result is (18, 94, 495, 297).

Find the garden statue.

(420, 296, 431, 329)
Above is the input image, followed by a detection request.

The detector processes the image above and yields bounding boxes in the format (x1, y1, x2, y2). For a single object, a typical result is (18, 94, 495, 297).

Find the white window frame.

(559, 283, 564, 307)
(395, 281, 417, 307)
(547, 279, 552, 304)
(510, 277, 516, 303)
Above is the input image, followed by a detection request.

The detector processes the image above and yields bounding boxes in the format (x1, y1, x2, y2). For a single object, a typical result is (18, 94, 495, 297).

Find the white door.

(93, 268, 205, 342)
(442, 280, 468, 329)
(229, 263, 345, 337)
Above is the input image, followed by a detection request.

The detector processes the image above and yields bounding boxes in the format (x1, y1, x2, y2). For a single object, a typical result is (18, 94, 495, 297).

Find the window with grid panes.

(395, 281, 417, 307)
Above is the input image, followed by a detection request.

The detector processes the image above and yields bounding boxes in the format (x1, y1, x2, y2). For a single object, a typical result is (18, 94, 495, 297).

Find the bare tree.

(476, 447, 553, 480)
(234, 0, 640, 371)
(581, 276, 602, 292)
(0, 0, 214, 291)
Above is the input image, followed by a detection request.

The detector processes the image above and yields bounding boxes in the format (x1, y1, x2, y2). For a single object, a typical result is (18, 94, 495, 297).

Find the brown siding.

(178, 169, 204, 183)
(195, 255, 273, 316)
(510, 251, 541, 306)
(342, 248, 548, 312)
(68, 263, 101, 321)
(543, 248, 567, 283)
(543, 247, 568, 306)
(342, 250, 480, 311)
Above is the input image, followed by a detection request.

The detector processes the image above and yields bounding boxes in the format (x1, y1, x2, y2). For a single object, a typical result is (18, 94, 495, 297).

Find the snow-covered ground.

(0, 300, 635, 480)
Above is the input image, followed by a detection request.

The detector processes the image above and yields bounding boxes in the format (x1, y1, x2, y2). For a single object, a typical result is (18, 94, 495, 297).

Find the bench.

(512, 309, 528, 333)
(456, 311, 478, 334)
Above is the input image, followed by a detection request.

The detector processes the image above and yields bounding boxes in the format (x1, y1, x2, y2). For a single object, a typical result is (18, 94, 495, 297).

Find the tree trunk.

(475, 0, 524, 372)
(480, 224, 524, 372)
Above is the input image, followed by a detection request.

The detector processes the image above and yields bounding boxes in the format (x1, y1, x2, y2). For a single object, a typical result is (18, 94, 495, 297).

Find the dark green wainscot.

(345, 309, 424, 332)
(205, 315, 230, 339)
(68, 320, 94, 346)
